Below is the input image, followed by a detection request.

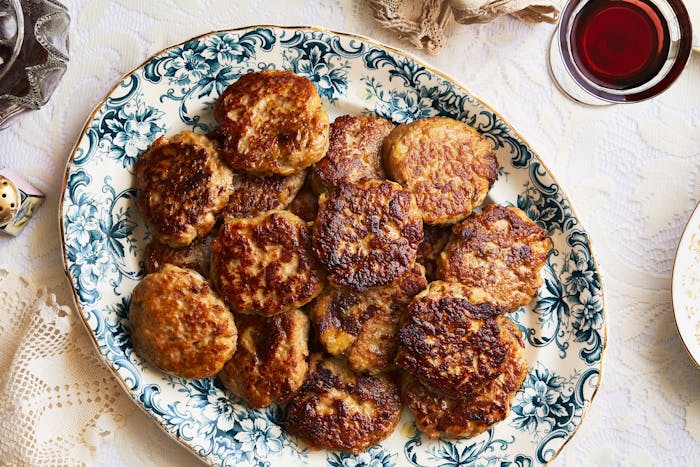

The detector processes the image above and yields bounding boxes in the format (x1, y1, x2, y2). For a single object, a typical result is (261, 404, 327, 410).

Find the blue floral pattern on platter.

(60, 27, 605, 467)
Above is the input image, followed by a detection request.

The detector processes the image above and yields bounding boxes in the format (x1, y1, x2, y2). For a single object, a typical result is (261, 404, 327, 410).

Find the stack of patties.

(128, 67, 553, 455)
(287, 115, 413, 454)
(130, 71, 408, 455)
(131, 130, 238, 380)
(131, 70, 330, 406)
(396, 281, 529, 438)
(379, 117, 552, 438)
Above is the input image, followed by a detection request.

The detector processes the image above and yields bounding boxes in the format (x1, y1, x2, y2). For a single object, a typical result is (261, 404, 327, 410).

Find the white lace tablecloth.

(1, 1, 699, 465)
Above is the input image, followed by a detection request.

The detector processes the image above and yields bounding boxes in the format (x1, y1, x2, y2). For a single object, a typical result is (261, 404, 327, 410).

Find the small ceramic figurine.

(0, 169, 44, 236)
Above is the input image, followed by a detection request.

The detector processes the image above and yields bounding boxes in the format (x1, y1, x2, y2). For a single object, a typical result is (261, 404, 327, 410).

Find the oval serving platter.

(60, 26, 606, 467)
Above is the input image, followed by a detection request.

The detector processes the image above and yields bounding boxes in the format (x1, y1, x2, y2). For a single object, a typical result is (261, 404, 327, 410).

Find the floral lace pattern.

(0, 267, 132, 466)
(1, 1, 699, 466)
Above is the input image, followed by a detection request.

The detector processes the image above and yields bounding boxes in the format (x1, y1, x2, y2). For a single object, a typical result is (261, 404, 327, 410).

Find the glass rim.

(558, 0, 693, 103)
(0, 0, 24, 83)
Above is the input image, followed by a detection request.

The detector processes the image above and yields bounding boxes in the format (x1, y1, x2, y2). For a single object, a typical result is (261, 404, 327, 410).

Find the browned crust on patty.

(285, 354, 402, 454)
(402, 316, 528, 438)
(214, 70, 329, 175)
(218, 309, 309, 408)
(222, 170, 306, 221)
(211, 210, 325, 316)
(312, 179, 423, 291)
(145, 234, 213, 278)
(382, 117, 498, 225)
(416, 224, 450, 282)
(308, 264, 427, 374)
(288, 174, 319, 223)
(395, 281, 507, 398)
(129, 264, 237, 379)
(135, 131, 233, 247)
(438, 204, 552, 313)
(311, 115, 394, 192)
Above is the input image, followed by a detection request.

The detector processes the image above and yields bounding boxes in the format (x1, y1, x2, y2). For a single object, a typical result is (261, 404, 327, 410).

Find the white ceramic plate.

(60, 26, 606, 466)
(673, 202, 700, 368)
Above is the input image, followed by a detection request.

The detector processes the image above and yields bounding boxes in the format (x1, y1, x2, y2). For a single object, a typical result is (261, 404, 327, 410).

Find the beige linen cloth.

(368, 0, 561, 53)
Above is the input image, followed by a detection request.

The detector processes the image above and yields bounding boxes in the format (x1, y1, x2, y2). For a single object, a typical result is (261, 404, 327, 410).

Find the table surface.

(1, 0, 699, 465)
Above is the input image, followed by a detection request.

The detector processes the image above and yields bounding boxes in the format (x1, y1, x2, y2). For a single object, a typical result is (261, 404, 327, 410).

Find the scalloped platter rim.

(60, 26, 606, 467)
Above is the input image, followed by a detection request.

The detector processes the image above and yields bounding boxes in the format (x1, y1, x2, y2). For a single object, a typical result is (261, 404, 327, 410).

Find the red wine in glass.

(572, 0, 669, 89)
(550, 0, 692, 104)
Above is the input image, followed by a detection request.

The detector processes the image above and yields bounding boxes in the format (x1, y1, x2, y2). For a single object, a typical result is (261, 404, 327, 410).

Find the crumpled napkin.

(450, 0, 560, 23)
(368, 0, 561, 54)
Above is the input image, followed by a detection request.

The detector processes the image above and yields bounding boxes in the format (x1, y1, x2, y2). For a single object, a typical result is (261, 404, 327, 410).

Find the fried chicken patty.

(218, 309, 309, 408)
(416, 224, 450, 282)
(311, 115, 394, 192)
(312, 179, 423, 291)
(214, 69, 330, 175)
(222, 170, 306, 221)
(211, 210, 324, 316)
(135, 131, 233, 247)
(285, 354, 402, 454)
(402, 316, 528, 438)
(287, 174, 319, 223)
(144, 234, 213, 278)
(382, 117, 498, 225)
(438, 204, 552, 313)
(395, 281, 507, 398)
(309, 264, 427, 374)
(129, 264, 237, 379)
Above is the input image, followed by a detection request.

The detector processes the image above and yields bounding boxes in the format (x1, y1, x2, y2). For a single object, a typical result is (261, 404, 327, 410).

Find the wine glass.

(548, 0, 693, 106)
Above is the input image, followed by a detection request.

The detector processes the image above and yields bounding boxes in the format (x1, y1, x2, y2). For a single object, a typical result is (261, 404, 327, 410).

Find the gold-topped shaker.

(0, 169, 44, 235)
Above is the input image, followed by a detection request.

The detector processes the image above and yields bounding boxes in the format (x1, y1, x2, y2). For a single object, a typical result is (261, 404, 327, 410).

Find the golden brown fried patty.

(218, 309, 309, 408)
(222, 170, 306, 221)
(211, 210, 324, 316)
(309, 264, 427, 374)
(129, 264, 237, 379)
(311, 115, 394, 192)
(145, 234, 213, 278)
(287, 174, 319, 223)
(416, 224, 450, 282)
(438, 204, 552, 313)
(402, 316, 528, 438)
(395, 281, 507, 398)
(135, 131, 233, 247)
(214, 70, 330, 175)
(312, 179, 423, 291)
(285, 354, 402, 454)
(382, 117, 498, 225)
